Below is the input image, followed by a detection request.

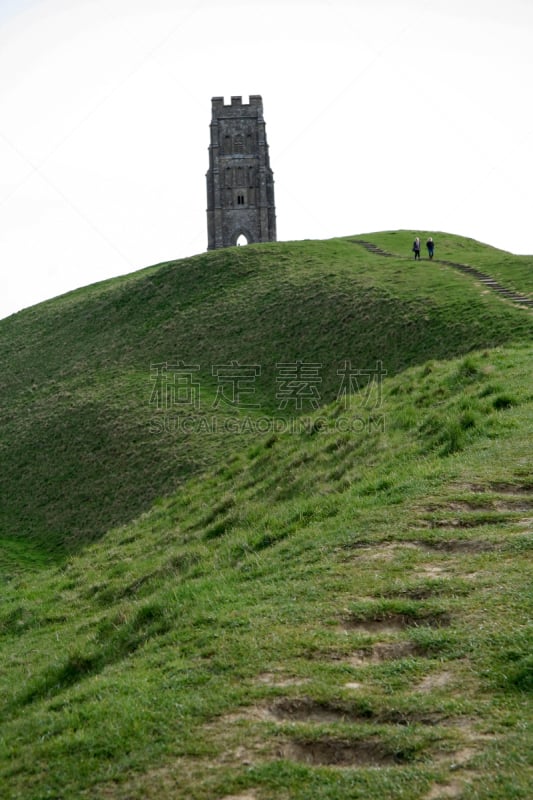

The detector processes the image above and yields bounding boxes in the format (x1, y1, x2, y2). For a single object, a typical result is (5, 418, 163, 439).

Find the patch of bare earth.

(349, 542, 420, 561)
(214, 697, 448, 731)
(346, 640, 421, 665)
(417, 670, 455, 692)
(415, 538, 496, 553)
(340, 610, 450, 634)
(215, 740, 272, 769)
(382, 582, 456, 600)
(282, 737, 403, 767)
(424, 516, 500, 529)
(424, 778, 464, 799)
(453, 481, 533, 496)
(487, 482, 533, 496)
(255, 671, 309, 687)
(424, 496, 533, 513)
(269, 698, 353, 724)
(416, 565, 450, 579)
(202, 710, 279, 770)
(219, 794, 258, 800)
(431, 722, 496, 772)
(339, 618, 407, 635)
(270, 697, 444, 727)
(216, 707, 276, 724)
(434, 746, 478, 768)
(496, 502, 533, 512)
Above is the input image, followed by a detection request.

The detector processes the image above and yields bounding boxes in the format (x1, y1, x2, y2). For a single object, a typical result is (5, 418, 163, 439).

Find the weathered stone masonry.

(206, 95, 276, 250)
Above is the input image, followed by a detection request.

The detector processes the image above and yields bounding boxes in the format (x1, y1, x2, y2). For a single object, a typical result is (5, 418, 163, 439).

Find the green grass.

(1, 234, 532, 557)
(0, 232, 532, 799)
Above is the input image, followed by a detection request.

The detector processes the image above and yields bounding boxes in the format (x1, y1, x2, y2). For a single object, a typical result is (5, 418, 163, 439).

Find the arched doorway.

(236, 234, 249, 246)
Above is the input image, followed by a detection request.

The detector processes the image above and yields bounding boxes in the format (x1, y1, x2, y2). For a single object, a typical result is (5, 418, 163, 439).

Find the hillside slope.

(1, 233, 532, 558)
(0, 344, 531, 799)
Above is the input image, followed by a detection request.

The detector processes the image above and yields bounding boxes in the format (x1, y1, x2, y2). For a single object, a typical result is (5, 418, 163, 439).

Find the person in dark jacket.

(413, 237, 421, 259)
(426, 237, 435, 259)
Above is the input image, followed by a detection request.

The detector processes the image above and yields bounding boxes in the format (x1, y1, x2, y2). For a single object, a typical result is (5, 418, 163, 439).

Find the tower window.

(237, 194, 245, 205)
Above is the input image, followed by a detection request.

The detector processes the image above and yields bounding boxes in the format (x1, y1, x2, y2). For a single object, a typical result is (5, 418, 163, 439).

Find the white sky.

(1, 0, 532, 320)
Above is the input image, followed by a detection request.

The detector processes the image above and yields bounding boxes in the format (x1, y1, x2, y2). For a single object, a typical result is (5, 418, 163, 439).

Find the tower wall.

(206, 95, 277, 250)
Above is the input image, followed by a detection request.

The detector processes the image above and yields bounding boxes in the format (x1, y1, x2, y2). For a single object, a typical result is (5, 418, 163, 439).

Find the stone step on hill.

(351, 239, 533, 308)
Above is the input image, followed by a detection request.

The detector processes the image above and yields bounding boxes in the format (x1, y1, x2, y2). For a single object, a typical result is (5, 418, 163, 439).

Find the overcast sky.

(1, 0, 532, 320)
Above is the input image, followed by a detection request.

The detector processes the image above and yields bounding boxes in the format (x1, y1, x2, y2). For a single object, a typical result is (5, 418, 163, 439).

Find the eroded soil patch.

(423, 516, 509, 529)
(380, 582, 463, 600)
(341, 610, 451, 633)
(414, 538, 496, 553)
(483, 482, 532, 496)
(256, 672, 309, 688)
(358, 542, 421, 561)
(341, 617, 407, 635)
(219, 794, 258, 800)
(270, 697, 444, 727)
(425, 498, 533, 513)
(270, 697, 360, 724)
(424, 779, 464, 799)
(346, 640, 423, 665)
(282, 736, 405, 767)
(416, 565, 450, 578)
(434, 746, 478, 768)
(417, 670, 455, 692)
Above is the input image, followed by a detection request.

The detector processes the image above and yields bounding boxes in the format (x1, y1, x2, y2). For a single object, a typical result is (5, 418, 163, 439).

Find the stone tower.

(206, 95, 276, 250)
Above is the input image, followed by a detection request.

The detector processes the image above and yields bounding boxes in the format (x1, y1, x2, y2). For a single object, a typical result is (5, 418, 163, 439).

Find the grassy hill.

(1, 232, 532, 561)
(0, 232, 532, 799)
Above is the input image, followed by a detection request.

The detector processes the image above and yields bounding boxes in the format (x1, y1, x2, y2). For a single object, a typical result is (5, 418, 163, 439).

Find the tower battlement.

(211, 95, 263, 110)
(206, 95, 276, 250)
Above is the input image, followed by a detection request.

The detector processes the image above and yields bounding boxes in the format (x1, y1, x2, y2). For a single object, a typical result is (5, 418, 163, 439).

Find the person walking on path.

(413, 237, 421, 260)
(426, 237, 435, 259)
